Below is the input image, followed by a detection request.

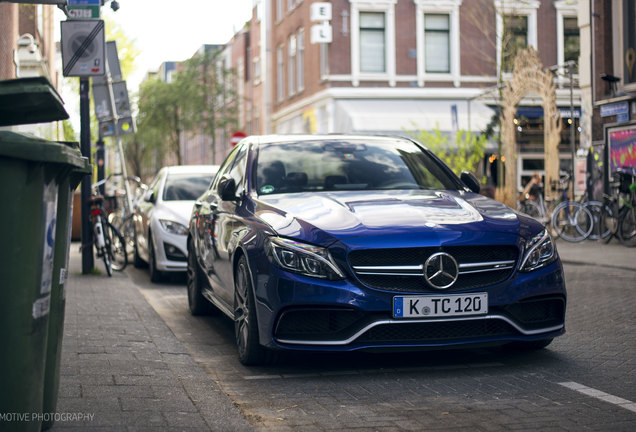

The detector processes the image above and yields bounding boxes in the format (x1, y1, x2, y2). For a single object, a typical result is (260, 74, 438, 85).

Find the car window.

(211, 143, 242, 191)
(226, 145, 248, 195)
(254, 138, 459, 195)
(162, 173, 214, 201)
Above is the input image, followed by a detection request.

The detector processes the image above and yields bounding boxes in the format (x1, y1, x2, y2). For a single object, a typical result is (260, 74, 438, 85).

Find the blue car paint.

(189, 136, 566, 356)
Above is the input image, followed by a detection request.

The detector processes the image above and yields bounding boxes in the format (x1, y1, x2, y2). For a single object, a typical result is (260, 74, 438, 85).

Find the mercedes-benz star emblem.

(424, 252, 459, 289)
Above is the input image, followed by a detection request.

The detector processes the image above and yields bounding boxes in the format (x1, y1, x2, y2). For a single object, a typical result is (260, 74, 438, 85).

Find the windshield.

(254, 138, 459, 195)
(162, 173, 213, 201)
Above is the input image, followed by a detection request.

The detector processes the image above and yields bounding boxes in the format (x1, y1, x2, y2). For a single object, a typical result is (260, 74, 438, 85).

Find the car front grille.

(349, 246, 519, 293)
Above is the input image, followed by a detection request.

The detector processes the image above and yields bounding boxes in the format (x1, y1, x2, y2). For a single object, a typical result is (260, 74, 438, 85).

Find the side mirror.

(217, 176, 237, 201)
(145, 190, 156, 203)
(460, 171, 481, 194)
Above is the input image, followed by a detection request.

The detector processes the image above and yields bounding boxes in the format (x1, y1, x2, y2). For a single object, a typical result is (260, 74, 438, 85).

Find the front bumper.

(253, 260, 566, 352)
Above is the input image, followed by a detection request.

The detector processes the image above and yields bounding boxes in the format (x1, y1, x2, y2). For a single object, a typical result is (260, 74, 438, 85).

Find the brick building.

(219, 0, 584, 190)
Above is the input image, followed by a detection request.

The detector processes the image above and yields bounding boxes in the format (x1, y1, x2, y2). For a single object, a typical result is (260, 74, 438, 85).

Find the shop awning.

(334, 99, 496, 136)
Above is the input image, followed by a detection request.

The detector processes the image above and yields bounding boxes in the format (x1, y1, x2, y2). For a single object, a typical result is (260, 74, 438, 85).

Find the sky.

(58, 0, 254, 93)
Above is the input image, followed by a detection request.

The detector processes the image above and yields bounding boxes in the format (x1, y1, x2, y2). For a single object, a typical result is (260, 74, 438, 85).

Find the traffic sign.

(230, 131, 247, 146)
(68, 6, 100, 19)
(61, 19, 105, 77)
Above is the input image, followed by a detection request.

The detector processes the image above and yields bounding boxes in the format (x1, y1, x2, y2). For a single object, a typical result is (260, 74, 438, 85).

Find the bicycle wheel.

(551, 202, 594, 242)
(109, 212, 136, 254)
(104, 220, 128, 271)
(584, 201, 612, 241)
(599, 203, 618, 243)
(618, 206, 636, 247)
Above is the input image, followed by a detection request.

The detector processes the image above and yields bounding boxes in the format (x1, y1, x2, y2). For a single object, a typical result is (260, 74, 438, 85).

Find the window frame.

(349, 0, 397, 87)
(414, 0, 461, 87)
(495, 0, 539, 78)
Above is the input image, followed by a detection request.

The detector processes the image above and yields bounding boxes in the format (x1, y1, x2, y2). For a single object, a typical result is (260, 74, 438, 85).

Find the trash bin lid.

(0, 131, 88, 170)
(0, 77, 69, 127)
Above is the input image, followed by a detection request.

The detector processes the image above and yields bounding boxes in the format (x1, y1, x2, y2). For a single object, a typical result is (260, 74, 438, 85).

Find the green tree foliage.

(177, 49, 239, 162)
(135, 47, 239, 169)
(409, 127, 488, 180)
(136, 77, 186, 166)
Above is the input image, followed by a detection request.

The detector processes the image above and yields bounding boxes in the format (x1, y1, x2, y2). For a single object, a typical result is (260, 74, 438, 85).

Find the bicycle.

(550, 172, 594, 242)
(87, 182, 128, 276)
(108, 176, 146, 259)
(616, 169, 636, 247)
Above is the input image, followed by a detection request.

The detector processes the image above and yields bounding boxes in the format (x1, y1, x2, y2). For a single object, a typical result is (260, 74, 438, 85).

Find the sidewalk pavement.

(554, 238, 636, 272)
(47, 239, 634, 431)
(49, 244, 252, 431)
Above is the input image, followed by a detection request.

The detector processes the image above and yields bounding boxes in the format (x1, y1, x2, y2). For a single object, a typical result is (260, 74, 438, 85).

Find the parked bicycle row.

(517, 168, 636, 246)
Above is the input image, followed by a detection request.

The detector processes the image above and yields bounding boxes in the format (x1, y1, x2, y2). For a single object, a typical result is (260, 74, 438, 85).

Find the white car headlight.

(519, 229, 557, 272)
(159, 219, 188, 235)
(266, 237, 345, 280)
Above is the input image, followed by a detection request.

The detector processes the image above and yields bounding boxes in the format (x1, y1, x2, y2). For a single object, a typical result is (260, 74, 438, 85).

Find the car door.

(135, 171, 163, 261)
(208, 144, 250, 306)
(195, 145, 242, 305)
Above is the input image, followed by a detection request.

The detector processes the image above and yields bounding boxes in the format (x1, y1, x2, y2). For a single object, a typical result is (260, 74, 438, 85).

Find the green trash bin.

(0, 78, 89, 432)
(41, 143, 89, 431)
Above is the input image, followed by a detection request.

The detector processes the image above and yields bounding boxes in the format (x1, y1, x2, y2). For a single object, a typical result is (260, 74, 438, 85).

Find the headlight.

(266, 237, 345, 280)
(159, 219, 188, 235)
(519, 229, 557, 272)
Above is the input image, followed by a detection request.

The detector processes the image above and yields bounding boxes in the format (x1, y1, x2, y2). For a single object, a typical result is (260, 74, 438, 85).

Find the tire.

(234, 255, 267, 366)
(148, 234, 164, 283)
(599, 203, 618, 244)
(186, 239, 215, 316)
(105, 221, 127, 271)
(551, 202, 593, 242)
(504, 338, 553, 351)
(618, 207, 636, 247)
(584, 201, 611, 241)
(133, 241, 146, 268)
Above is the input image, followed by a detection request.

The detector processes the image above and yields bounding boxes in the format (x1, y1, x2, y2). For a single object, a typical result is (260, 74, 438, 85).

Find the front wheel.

(551, 202, 593, 242)
(148, 234, 164, 283)
(618, 206, 636, 247)
(105, 221, 127, 271)
(186, 239, 215, 315)
(234, 256, 267, 366)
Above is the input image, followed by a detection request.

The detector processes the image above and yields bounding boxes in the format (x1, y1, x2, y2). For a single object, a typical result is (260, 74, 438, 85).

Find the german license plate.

(393, 293, 488, 318)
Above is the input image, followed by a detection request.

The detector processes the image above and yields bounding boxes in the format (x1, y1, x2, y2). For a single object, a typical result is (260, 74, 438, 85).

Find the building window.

(297, 28, 305, 92)
(414, 0, 462, 86)
(253, 56, 261, 83)
(563, 17, 579, 73)
(288, 34, 297, 96)
(501, 15, 528, 73)
(359, 12, 386, 73)
(276, 0, 283, 22)
(320, 43, 329, 78)
(277, 45, 284, 102)
(495, 0, 539, 75)
(424, 14, 450, 73)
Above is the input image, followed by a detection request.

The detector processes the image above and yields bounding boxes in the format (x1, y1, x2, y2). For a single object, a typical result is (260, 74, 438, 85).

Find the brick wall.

(0, 3, 18, 80)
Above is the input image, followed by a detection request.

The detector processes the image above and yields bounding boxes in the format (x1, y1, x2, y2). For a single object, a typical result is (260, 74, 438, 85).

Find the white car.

(134, 165, 219, 282)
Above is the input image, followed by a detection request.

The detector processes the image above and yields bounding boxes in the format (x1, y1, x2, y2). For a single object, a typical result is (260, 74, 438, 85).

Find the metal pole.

(79, 78, 94, 274)
(104, 60, 135, 218)
(569, 63, 576, 200)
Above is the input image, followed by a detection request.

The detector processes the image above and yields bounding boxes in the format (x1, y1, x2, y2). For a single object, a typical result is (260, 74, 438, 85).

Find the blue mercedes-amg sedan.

(187, 135, 566, 365)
